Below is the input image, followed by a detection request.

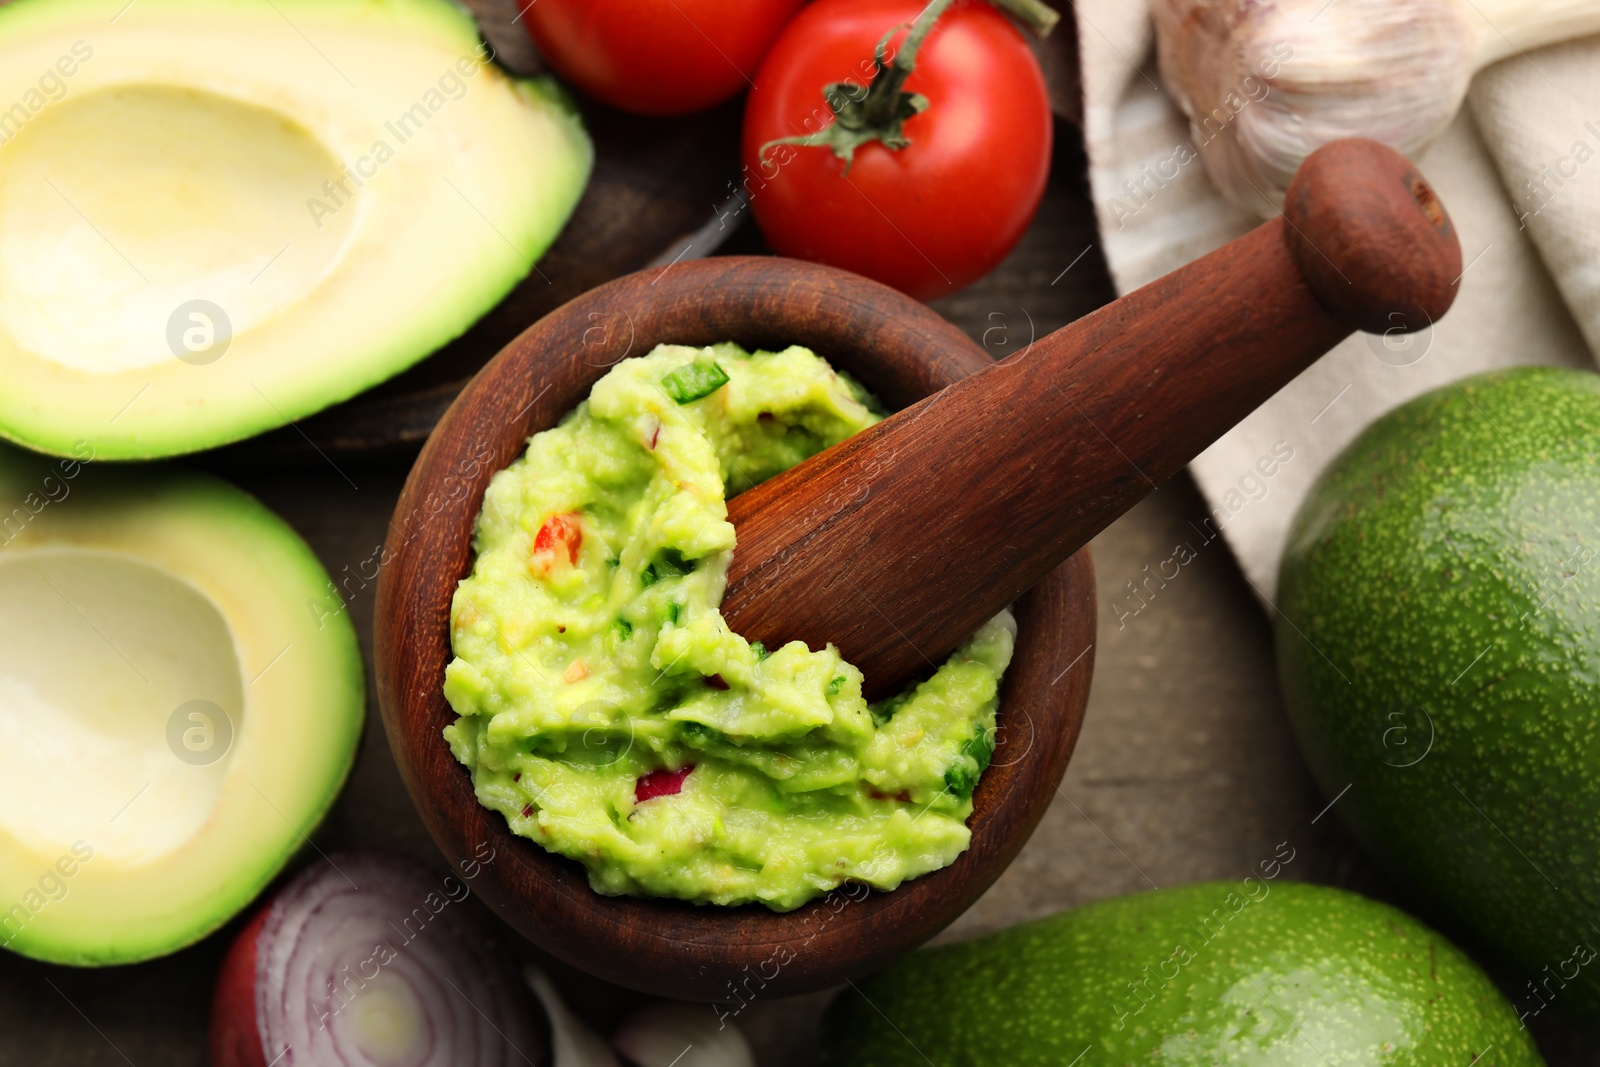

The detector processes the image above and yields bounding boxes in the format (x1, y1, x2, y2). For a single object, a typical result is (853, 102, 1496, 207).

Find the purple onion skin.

(212, 849, 549, 1067)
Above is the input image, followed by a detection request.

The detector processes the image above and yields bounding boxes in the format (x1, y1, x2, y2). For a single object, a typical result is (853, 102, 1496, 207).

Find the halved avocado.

(0, 0, 591, 460)
(0, 445, 363, 964)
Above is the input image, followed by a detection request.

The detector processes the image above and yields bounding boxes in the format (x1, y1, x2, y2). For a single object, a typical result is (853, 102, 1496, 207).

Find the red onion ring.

(211, 849, 547, 1067)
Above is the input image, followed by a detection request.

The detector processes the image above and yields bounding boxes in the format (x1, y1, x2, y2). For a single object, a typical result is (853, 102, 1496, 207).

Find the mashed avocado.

(443, 343, 1013, 911)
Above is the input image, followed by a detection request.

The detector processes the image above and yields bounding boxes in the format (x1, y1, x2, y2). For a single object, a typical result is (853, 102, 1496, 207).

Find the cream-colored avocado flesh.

(0, 445, 363, 964)
(0, 0, 591, 459)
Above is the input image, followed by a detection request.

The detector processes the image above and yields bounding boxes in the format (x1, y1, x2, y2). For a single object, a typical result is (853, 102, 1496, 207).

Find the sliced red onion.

(612, 1003, 753, 1067)
(634, 765, 694, 804)
(215, 849, 546, 1067)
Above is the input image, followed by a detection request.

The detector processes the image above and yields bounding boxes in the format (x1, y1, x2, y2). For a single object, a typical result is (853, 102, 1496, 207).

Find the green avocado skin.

(821, 881, 1539, 1066)
(1277, 367, 1600, 1024)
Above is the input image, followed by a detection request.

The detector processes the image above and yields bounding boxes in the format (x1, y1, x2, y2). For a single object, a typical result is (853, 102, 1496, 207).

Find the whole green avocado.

(821, 881, 1538, 1065)
(1277, 367, 1600, 1026)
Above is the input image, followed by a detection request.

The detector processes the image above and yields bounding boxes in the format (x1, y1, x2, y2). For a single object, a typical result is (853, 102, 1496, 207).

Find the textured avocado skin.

(821, 881, 1539, 1065)
(1277, 367, 1600, 1024)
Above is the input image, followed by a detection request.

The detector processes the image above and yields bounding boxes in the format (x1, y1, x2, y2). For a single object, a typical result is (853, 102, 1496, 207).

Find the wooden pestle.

(722, 139, 1462, 699)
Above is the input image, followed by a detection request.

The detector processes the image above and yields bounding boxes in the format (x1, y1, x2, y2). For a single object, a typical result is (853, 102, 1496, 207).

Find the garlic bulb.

(612, 1003, 755, 1067)
(524, 965, 623, 1067)
(1153, 0, 1600, 214)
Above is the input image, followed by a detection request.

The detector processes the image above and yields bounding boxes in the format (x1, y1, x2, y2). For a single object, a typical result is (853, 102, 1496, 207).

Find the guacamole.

(443, 343, 1014, 911)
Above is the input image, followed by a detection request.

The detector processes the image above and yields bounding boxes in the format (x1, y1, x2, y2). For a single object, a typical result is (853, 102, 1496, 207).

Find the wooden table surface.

(1, 29, 1595, 1067)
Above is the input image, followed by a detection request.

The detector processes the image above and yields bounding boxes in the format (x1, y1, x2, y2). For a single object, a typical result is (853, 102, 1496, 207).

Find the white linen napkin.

(1074, 3, 1596, 601)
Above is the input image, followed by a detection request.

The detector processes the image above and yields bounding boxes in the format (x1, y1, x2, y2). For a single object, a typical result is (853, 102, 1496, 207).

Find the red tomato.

(532, 511, 583, 570)
(742, 0, 1052, 300)
(522, 0, 807, 115)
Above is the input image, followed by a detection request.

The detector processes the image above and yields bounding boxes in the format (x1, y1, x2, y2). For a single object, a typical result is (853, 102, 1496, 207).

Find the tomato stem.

(978, 0, 1060, 38)
(759, 0, 1058, 171)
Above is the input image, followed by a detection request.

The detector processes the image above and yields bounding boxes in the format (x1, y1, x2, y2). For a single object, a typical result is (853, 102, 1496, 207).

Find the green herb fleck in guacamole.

(443, 343, 1014, 911)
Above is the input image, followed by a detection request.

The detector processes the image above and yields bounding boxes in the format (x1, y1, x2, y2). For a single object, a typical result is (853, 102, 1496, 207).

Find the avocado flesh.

(1277, 367, 1600, 1022)
(0, 0, 591, 460)
(822, 882, 1541, 1065)
(0, 446, 363, 965)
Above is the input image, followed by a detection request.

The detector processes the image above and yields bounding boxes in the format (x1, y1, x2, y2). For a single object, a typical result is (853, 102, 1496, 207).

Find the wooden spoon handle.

(723, 139, 1461, 698)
